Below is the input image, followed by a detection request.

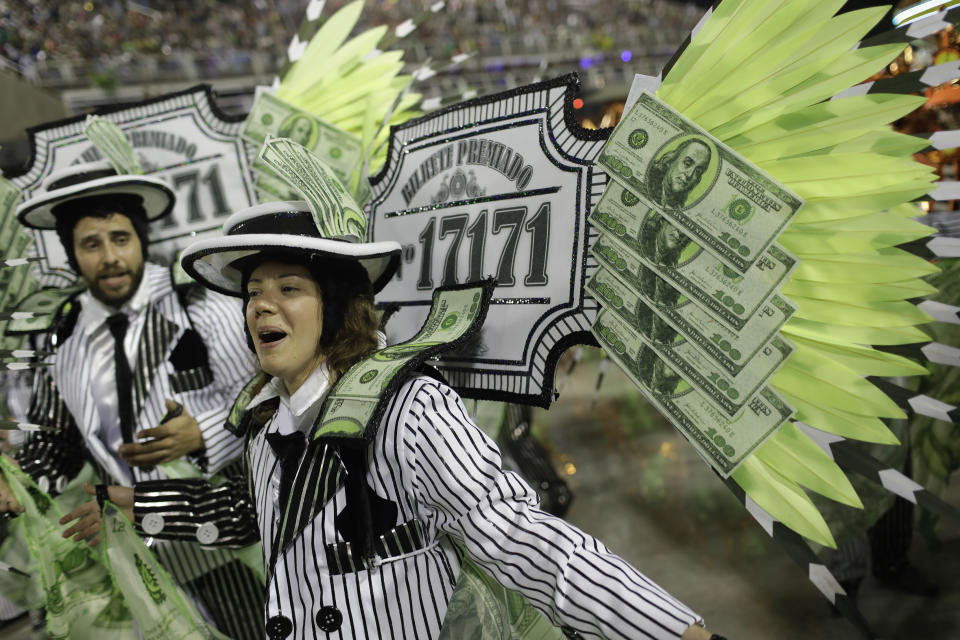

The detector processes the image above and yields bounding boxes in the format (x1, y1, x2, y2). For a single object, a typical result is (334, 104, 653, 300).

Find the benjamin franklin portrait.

(646, 137, 713, 209)
(279, 114, 318, 147)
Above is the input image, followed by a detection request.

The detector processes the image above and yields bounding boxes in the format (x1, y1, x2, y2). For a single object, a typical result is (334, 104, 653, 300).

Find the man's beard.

(88, 261, 146, 308)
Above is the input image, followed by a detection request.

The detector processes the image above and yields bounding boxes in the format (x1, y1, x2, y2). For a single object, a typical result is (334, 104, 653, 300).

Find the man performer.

(0, 160, 264, 639)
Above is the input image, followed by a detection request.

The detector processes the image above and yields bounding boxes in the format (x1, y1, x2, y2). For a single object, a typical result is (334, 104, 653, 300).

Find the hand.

(59, 482, 134, 546)
(118, 399, 205, 467)
(682, 626, 718, 640)
(0, 454, 24, 515)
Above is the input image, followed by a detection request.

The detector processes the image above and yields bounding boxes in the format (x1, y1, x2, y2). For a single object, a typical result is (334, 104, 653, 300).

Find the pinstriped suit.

(135, 372, 701, 640)
(17, 262, 265, 639)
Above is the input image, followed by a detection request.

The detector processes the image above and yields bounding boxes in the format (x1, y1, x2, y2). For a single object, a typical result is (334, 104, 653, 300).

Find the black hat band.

(46, 167, 119, 191)
(229, 208, 349, 242)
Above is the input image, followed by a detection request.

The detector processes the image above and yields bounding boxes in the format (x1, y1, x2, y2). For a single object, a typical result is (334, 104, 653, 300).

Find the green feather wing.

(272, 0, 425, 172)
(629, 0, 948, 544)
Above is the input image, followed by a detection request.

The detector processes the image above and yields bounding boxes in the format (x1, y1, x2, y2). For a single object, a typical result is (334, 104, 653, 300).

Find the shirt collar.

(247, 362, 333, 434)
(284, 363, 333, 417)
(79, 265, 152, 338)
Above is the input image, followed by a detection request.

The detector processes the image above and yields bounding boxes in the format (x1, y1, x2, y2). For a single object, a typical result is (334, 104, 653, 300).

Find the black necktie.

(107, 313, 135, 444)
(266, 430, 306, 509)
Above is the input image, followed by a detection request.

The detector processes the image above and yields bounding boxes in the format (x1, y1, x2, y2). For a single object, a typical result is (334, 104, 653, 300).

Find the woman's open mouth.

(258, 328, 287, 348)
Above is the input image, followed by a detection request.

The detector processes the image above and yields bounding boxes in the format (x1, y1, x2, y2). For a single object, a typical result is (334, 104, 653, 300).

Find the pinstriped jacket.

(18, 262, 259, 582)
(134, 372, 701, 640)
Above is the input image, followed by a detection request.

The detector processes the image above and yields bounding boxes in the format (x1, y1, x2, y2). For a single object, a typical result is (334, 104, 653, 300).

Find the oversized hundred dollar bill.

(590, 233, 795, 374)
(598, 91, 803, 273)
(0, 235, 36, 316)
(251, 160, 303, 203)
(316, 284, 489, 440)
(0, 458, 135, 640)
(258, 136, 367, 241)
(588, 267, 794, 416)
(0, 223, 27, 262)
(101, 505, 231, 640)
(590, 181, 797, 331)
(592, 310, 792, 476)
(243, 88, 364, 185)
(0, 263, 33, 314)
(0, 178, 24, 252)
(0, 276, 40, 351)
(84, 115, 142, 175)
(0, 229, 33, 275)
(4, 286, 81, 334)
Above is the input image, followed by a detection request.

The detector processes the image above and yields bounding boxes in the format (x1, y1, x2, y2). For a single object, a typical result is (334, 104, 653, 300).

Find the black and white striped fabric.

(136, 375, 701, 640)
(17, 262, 263, 638)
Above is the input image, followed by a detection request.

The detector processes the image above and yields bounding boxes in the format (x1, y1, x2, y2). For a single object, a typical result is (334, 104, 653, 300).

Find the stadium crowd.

(2, 0, 701, 83)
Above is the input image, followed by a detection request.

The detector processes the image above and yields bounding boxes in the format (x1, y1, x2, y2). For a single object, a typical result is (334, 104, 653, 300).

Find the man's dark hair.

(52, 194, 150, 271)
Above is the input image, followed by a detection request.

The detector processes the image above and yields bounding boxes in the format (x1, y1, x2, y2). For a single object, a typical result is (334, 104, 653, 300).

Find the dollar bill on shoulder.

(589, 267, 794, 416)
(316, 285, 487, 440)
(590, 181, 797, 331)
(243, 87, 364, 186)
(592, 309, 792, 477)
(598, 91, 802, 273)
(590, 231, 795, 374)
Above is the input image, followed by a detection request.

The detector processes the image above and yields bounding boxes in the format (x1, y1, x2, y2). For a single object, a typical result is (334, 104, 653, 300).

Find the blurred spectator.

(1, 0, 701, 83)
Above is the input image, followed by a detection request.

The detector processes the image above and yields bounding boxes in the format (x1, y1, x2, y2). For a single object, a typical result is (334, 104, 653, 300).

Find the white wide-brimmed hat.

(17, 160, 175, 230)
(180, 200, 401, 296)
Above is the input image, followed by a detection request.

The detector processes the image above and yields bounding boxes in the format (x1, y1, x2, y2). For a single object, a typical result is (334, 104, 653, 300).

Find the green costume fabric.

(0, 457, 132, 639)
(0, 458, 235, 638)
(0, 462, 99, 609)
(100, 503, 230, 640)
(437, 552, 564, 640)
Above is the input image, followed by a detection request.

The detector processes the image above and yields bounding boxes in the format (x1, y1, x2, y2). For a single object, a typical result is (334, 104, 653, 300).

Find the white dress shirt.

(79, 271, 152, 485)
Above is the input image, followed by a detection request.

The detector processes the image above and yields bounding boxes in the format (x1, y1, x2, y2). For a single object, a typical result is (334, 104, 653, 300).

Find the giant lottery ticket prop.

(3, 0, 960, 638)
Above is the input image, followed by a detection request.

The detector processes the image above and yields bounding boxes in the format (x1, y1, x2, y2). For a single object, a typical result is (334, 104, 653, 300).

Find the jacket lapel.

(131, 303, 180, 418)
(268, 437, 344, 570)
(58, 316, 129, 482)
